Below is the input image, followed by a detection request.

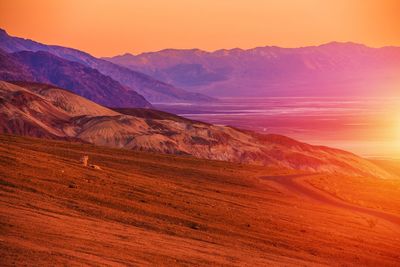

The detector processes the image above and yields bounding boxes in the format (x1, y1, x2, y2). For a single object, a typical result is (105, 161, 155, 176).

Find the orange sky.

(0, 0, 399, 57)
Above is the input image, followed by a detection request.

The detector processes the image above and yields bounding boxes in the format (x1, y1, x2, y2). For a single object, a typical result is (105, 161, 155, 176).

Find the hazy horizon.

(5, 26, 400, 57)
(1, 0, 399, 57)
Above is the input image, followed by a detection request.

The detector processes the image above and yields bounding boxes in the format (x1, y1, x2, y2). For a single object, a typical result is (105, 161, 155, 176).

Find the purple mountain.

(0, 48, 151, 107)
(105, 43, 400, 97)
(0, 29, 213, 103)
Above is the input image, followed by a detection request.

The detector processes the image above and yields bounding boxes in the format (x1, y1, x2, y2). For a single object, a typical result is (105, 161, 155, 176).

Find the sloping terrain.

(106, 43, 400, 97)
(1, 135, 400, 266)
(112, 107, 210, 125)
(305, 161, 400, 215)
(0, 28, 212, 103)
(0, 81, 394, 178)
(0, 49, 151, 108)
(11, 81, 119, 117)
(262, 174, 400, 224)
(372, 159, 400, 178)
(0, 49, 34, 81)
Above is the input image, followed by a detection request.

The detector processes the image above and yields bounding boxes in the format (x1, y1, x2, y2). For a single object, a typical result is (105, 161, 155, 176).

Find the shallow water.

(156, 97, 400, 159)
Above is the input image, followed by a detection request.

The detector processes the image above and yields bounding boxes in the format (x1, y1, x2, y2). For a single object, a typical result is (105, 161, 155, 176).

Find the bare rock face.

(0, 81, 394, 179)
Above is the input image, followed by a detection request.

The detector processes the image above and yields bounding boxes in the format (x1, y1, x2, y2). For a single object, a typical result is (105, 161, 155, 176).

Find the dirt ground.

(1, 134, 400, 266)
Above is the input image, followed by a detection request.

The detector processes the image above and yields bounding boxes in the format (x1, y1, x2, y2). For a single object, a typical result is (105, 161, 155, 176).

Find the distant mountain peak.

(318, 41, 369, 49)
(122, 52, 135, 57)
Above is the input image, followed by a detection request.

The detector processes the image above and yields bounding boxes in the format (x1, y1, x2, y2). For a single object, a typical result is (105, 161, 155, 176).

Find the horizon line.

(2, 27, 400, 59)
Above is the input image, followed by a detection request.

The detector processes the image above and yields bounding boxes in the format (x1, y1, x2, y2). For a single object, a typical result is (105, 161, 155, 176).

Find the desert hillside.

(0, 81, 393, 178)
(1, 135, 399, 266)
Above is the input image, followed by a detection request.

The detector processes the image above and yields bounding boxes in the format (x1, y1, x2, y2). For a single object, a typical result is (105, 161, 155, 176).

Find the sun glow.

(385, 111, 400, 158)
(1, 0, 400, 56)
(396, 115, 400, 147)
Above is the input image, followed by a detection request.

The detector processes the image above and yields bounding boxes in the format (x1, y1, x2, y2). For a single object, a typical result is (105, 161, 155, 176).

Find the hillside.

(0, 49, 151, 108)
(106, 43, 400, 97)
(0, 49, 34, 81)
(0, 28, 213, 103)
(112, 107, 211, 125)
(0, 81, 394, 178)
(1, 135, 400, 266)
(372, 159, 400, 178)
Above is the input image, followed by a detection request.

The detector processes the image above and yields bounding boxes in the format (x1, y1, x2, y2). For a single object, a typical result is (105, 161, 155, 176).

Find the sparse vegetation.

(1, 134, 399, 266)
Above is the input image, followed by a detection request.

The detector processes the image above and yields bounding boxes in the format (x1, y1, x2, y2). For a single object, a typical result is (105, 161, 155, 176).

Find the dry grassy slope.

(304, 160, 400, 215)
(1, 135, 400, 266)
(372, 159, 400, 178)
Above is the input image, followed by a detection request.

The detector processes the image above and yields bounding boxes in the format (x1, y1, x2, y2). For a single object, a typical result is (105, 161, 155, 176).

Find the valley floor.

(0, 135, 400, 266)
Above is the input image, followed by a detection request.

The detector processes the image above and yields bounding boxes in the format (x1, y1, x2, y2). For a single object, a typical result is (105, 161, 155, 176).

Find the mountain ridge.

(0, 28, 213, 103)
(109, 41, 399, 58)
(0, 49, 151, 108)
(106, 42, 400, 97)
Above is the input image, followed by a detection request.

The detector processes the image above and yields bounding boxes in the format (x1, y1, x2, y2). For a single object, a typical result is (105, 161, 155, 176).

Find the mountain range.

(0, 29, 212, 103)
(0, 48, 151, 107)
(106, 43, 400, 97)
(0, 80, 393, 179)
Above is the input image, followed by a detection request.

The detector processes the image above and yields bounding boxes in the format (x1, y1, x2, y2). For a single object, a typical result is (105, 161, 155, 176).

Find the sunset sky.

(0, 0, 399, 57)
